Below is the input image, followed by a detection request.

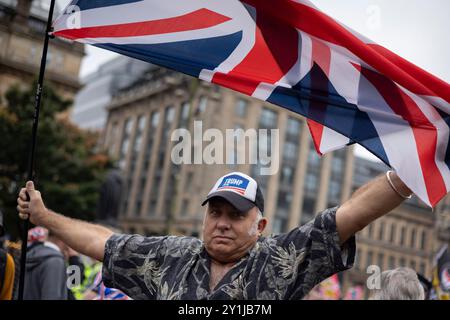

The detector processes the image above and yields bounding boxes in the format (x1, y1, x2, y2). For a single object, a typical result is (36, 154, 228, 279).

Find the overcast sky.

(56, 0, 450, 161)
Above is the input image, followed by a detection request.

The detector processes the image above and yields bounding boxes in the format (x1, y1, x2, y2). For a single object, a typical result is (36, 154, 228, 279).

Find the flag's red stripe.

(368, 44, 450, 103)
(212, 10, 298, 95)
(359, 66, 447, 205)
(306, 37, 332, 155)
(311, 37, 331, 76)
(242, 0, 450, 103)
(53, 8, 231, 40)
(307, 119, 324, 156)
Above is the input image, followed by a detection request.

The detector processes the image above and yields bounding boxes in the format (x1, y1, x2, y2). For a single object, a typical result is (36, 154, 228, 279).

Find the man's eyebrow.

(231, 209, 245, 216)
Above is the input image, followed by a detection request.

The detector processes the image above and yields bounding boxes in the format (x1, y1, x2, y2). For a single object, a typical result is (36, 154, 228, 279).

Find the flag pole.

(18, 0, 56, 301)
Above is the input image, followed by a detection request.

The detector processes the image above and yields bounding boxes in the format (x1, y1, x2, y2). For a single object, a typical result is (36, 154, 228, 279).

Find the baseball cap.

(27, 226, 49, 243)
(201, 172, 264, 214)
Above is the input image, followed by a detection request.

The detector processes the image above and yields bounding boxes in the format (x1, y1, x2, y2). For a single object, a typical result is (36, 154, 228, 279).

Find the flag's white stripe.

(419, 95, 450, 114)
(55, 0, 248, 30)
(200, 4, 257, 82)
(357, 75, 430, 205)
(290, 0, 318, 9)
(320, 126, 350, 153)
(297, 31, 314, 83)
(402, 89, 450, 192)
(311, 36, 356, 153)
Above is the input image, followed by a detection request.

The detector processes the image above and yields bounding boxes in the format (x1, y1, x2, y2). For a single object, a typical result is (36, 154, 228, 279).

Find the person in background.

(24, 227, 68, 300)
(370, 267, 425, 300)
(0, 209, 15, 300)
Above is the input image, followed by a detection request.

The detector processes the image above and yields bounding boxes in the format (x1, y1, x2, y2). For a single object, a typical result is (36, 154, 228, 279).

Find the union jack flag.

(53, 0, 450, 207)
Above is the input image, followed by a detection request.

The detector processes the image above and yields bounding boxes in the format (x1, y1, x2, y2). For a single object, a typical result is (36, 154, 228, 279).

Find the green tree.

(0, 83, 112, 239)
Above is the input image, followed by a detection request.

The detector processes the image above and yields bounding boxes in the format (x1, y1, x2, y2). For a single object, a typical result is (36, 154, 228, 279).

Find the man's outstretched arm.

(17, 181, 113, 261)
(336, 171, 412, 245)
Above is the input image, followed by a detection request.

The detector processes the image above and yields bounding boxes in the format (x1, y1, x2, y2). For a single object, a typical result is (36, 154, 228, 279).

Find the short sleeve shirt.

(102, 207, 356, 300)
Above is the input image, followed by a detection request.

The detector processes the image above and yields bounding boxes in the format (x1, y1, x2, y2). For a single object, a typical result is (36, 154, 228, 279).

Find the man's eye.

(231, 211, 244, 219)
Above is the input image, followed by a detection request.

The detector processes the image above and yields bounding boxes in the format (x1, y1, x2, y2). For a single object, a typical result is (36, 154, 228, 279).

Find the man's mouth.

(213, 235, 233, 240)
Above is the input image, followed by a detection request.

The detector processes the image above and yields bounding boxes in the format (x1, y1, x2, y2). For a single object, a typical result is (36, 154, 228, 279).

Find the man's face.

(202, 197, 266, 264)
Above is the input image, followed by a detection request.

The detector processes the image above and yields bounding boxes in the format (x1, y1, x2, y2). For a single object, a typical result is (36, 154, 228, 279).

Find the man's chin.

(207, 245, 233, 258)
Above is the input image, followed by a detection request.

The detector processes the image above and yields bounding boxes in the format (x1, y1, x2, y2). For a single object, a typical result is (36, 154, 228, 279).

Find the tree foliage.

(0, 83, 112, 239)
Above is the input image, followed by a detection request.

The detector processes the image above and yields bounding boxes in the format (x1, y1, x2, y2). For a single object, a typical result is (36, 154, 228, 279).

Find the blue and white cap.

(202, 172, 264, 214)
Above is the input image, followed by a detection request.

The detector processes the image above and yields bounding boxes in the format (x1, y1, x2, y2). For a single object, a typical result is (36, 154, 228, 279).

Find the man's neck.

(209, 260, 236, 292)
(210, 258, 236, 268)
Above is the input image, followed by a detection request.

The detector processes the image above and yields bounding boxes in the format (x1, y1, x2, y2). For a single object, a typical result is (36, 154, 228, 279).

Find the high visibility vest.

(71, 262, 102, 300)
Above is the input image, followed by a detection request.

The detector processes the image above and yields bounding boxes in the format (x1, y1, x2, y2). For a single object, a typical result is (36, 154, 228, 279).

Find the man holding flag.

(17, 170, 413, 299)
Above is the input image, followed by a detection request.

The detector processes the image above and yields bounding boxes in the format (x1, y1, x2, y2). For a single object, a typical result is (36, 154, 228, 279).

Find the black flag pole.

(18, 0, 56, 301)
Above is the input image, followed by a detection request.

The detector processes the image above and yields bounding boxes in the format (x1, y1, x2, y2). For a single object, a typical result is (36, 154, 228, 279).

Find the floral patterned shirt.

(102, 207, 355, 300)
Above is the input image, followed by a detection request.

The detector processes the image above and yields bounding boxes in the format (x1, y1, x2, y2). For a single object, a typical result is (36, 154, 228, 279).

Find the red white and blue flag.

(53, 0, 450, 207)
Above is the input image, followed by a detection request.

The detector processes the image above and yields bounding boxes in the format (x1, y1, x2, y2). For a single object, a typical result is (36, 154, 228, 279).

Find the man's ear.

(257, 218, 268, 234)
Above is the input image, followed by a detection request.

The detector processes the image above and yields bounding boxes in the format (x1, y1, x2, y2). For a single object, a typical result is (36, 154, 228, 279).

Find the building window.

(420, 230, 426, 250)
(179, 102, 191, 128)
(410, 260, 416, 271)
(327, 180, 341, 204)
(147, 175, 161, 216)
(275, 186, 291, 233)
(378, 222, 384, 241)
(277, 191, 292, 210)
(133, 115, 147, 153)
(400, 226, 406, 246)
(235, 98, 248, 117)
(307, 147, 321, 168)
(119, 117, 134, 169)
(420, 262, 426, 275)
(304, 173, 318, 196)
(166, 106, 175, 124)
(142, 111, 160, 173)
(283, 141, 298, 161)
(135, 200, 142, 216)
(152, 112, 160, 127)
(389, 256, 395, 269)
(367, 251, 373, 267)
(180, 199, 190, 217)
(390, 224, 396, 243)
(378, 253, 384, 269)
(272, 216, 287, 235)
(198, 96, 208, 114)
(281, 166, 294, 185)
(181, 102, 191, 120)
(301, 198, 316, 225)
(327, 149, 346, 207)
(356, 249, 362, 270)
(259, 107, 278, 128)
(286, 117, 302, 137)
(410, 228, 416, 249)
(368, 224, 374, 239)
(107, 121, 118, 155)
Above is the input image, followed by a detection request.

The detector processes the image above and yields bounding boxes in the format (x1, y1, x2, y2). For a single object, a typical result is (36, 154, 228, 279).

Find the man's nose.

(216, 216, 231, 231)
